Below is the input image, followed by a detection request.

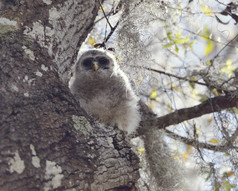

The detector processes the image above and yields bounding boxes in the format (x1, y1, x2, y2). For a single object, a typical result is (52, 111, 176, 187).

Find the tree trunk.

(0, 0, 139, 190)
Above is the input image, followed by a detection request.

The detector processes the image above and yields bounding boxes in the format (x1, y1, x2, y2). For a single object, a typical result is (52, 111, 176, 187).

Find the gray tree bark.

(0, 0, 139, 190)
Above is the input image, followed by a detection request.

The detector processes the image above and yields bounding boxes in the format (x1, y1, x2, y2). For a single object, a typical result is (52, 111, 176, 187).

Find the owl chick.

(69, 49, 141, 134)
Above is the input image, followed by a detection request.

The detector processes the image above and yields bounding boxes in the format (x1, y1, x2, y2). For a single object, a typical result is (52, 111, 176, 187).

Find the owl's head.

(75, 49, 117, 77)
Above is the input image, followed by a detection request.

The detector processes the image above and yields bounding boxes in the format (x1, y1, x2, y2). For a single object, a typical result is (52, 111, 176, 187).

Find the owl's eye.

(82, 58, 93, 69)
(97, 57, 110, 69)
(98, 57, 109, 65)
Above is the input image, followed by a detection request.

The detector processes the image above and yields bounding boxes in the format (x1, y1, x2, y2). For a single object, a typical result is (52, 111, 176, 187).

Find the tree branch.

(129, 65, 230, 92)
(142, 66, 208, 86)
(95, 0, 120, 48)
(159, 93, 238, 128)
(139, 93, 238, 134)
(98, 0, 113, 29)
(165, 129, 238, 152)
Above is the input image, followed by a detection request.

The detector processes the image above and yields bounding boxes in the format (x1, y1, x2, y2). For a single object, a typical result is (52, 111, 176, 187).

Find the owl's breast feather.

(75, 74, 131, 124)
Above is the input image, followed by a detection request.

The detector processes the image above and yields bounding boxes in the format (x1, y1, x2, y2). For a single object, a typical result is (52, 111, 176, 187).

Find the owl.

(69, 49, 141, 134)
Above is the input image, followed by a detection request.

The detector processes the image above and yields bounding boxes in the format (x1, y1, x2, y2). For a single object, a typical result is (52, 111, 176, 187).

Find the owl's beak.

(93, 63, 99, 71)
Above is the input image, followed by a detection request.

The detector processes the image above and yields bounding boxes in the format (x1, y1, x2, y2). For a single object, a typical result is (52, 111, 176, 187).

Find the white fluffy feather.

(69, 49, 140, 134)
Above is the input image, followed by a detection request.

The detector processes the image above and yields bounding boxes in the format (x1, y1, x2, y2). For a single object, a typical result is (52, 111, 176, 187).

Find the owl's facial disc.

(81, 56, 110, 71)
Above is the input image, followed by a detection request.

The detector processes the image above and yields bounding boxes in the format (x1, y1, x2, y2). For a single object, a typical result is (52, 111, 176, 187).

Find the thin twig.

(95, 0, 121, 48)
(165, 129, 238, 152)
(130, 65, 234, 93)
(104, 20, 120, 43)
(184, 29, 237, 49)
(211, 33, 238, 63)
(145, 66, 207, 86)
(95, 1, 122, 24)
(97, 0, 113, 29)
(129, 64, 209, 87)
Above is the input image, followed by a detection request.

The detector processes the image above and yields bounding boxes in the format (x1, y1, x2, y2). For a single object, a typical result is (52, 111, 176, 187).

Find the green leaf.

(189, 76, 196, 89)
(212, 88, 219, 96)
(163, 42, 174, 49)
(175, 30, 182, 39)
(220, 59, 236, 77)
(150, 90, 159, 102)
(167, 32, 173, 40)
(201, 5, 212, 16)
(224, 152, 230, 156)
(175, 38, 190, 44)
(88, 37, 96, 47)
(206, 59, 211, 66)
(233, 108, 238, 113)
(209, 138, 221, 144)
(201, 27, 214, 55)
(137, 148, 145, 155)
(204, 39, 214, 55)
(205, 172, 211, 181)
(189, 82, 195, 89)
(198, 94, 209, 102)
(223, 181, 236, 191)
(150, 90, 157, 99)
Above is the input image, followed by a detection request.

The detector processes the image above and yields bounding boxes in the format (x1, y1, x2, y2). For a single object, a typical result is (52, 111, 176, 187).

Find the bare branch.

(97, 0, 113, 29)
(230, 125, 238, 143)
(104, 20, 120, 43)
(130, 65, 230, 92)
(165, 129, 238, 152)
(95, 0, 121, 48)
(139, 93, 238, 134)
(158, 93, 238, 128)
(142, 66, 208, 86)
(95, 1, 122, 24)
